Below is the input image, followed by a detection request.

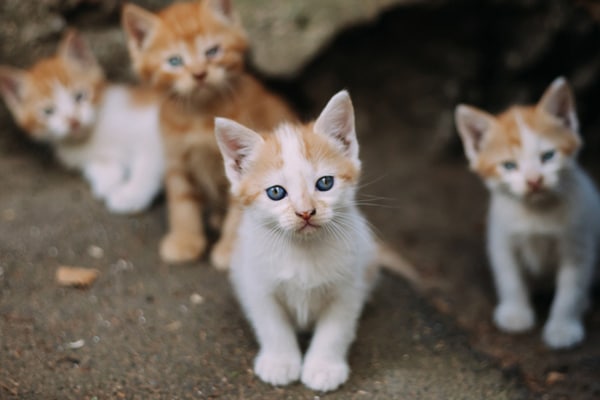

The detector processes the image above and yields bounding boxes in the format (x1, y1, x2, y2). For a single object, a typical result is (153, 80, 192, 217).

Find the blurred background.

(1, 0, 599, 398)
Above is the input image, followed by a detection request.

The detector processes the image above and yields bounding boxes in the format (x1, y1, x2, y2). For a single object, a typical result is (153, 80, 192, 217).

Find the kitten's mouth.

(297, 221, 320, 233)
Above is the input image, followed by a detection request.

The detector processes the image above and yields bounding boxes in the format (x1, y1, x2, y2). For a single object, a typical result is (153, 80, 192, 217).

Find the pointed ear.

(0, 66, 28, 115)
(205, 0, 236, 23)
(454, 104, 496, 164)
(121, 3, 159, 52)
(314, 90, 359, 160)
(59, 29, 98, 69)
(215, 117, 264, 187)
(537, 76, 579, 132)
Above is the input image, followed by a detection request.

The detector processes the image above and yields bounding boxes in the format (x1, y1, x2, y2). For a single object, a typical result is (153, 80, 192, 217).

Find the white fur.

(482, 118, 600, 349)
(231, 205, 376, 391)
(457, 78, 600, 349)
(55, 85, 164, 214)
(218, 91, 376, 391)
(488, 164, 600, 348)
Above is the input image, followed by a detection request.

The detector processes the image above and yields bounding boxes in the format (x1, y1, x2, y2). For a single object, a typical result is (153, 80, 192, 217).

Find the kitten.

(0, 30, 163, 214)
(122, 0, 296, 267)
(214, 91, 384, 392)
(455, 77, 600, 349)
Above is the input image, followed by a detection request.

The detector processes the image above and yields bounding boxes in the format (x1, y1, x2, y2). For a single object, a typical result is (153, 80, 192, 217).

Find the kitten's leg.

(489, 230, 535, 332)
(241, 291, 302, 386)
(301, 291, 363, 392)
(83, 162, 126, 200)
(160, 168, 206, 263)
(210, 196, 242, 271)
(106, 152, 163, 214)
(542, 238, 595, 349)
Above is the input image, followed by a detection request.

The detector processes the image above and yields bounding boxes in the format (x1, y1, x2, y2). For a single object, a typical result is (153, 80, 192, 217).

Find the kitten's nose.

(68, 118, 80, 130)
(295, 209, 316, 221)
(192, 71, 207, 81)
(526, 176, 544, 191)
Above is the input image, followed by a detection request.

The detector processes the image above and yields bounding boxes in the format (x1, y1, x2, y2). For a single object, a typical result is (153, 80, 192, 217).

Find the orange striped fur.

(122, 0, 296, 267)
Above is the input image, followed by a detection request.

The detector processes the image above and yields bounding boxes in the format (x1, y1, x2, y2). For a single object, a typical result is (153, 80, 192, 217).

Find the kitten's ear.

(537, 76, 579, 132)
(314, 90, 359, 160)
(215, 117, 264, 187)
(205, 0, 236, 23)
(122, 3, 159, 52)
(0, 66, 28, 115)
(59, 29, 98, 69)
(455, 104, 495, 164)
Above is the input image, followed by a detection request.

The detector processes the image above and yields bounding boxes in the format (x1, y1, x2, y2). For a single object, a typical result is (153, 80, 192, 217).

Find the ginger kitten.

(214, 91, 382, 392)
(455, 77, 600, 349)
(122, 0, 296, 267)
(0, 30, 163, 214)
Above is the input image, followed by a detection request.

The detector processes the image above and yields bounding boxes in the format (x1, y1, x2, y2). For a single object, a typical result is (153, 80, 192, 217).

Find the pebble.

(190, 293, 204, 305)
(67, 339, 85, 349)
(87, 245, 104, 259)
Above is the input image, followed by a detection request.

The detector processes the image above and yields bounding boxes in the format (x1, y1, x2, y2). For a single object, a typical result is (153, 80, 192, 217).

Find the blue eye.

(74, 91, 86, 103)
(167, 55, 183, 67)
(266, 185, 287, 201)
(316, 176, 334, 191)
(540, 150, 555, 163)
(43, 106, 55, 116)
(205, 45, 220, 59)
(501, 161, 518, 171)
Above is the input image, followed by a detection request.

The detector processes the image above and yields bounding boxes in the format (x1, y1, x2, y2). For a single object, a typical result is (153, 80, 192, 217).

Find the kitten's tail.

(376, 241, 423, 291)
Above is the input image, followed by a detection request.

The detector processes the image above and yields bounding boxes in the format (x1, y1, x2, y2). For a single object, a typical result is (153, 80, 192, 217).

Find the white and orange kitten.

(215, 91, 378, 391)
(0, 30, 163, 214)
(455, 77, 600, 349)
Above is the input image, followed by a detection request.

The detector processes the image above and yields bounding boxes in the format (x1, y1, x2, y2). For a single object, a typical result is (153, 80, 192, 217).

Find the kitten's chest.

(274, 283, 333, 331)
(492, 195, 568, 235)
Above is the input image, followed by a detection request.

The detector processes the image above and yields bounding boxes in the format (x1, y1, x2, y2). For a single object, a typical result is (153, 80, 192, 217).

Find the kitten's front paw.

(543, 319, 584, 349)
(210, 239, 231, 271)
(106, 187, 152, 215)
(301, 357, 349, 392)
(494, 302, 535, 333)
(160, 232, 206, 264)
(254, 350, 301, 386)
(88, 168, 124, 200)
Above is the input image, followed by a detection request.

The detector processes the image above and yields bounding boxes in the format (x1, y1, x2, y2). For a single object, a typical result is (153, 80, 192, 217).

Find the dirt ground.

(2, 2, 600, 400)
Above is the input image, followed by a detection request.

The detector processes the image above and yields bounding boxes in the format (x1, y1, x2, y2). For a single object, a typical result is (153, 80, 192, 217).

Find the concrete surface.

(2, 1, 600, 399)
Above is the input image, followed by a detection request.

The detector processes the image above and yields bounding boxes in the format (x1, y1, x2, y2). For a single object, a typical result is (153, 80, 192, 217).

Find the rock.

(235, 0, 425, 77)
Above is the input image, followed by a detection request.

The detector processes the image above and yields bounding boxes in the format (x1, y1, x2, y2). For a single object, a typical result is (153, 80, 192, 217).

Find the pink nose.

(295, 209, 316, 221)
(69, 118, 80, 130)
(192, 71, 207, 81)
(526, 176, 544, 191)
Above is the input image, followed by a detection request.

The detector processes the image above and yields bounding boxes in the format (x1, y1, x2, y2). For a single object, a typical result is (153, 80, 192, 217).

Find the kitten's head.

(0, 30, 104, 144)
(455, 77, 581, 201)
(215, 90, 361, 238)
(122, 0, 247, 98)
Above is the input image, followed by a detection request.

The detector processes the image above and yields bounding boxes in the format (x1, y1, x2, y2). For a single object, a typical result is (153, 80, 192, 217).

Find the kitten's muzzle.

(526, 176, 544, 192)
(68, 118, 81, 131)
(192, 71, 207, 82)
(295, 209, 316, 221)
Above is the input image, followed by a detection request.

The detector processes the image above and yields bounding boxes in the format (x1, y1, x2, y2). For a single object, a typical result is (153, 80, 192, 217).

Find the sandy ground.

(0, 128, 530, 399)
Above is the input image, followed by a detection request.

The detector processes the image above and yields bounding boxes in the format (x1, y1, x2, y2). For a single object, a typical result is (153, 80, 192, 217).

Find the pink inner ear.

(124, 8, 156, 49)
(220, 0, 233, 16)
(0, 72, 23, 100)
(63, 33, 96, 68)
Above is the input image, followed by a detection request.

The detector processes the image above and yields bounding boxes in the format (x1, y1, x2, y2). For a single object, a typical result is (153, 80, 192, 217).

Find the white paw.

(493, 302, 535, 333)
(87, 166, 125, 200)
(254, 350, 301, 387)
(301, 357, 349, 392)
(543, 319, 584, 349)
(106, 186, 152, 215)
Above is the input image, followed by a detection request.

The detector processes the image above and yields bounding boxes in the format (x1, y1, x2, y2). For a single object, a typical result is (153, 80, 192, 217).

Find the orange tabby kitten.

(122, 0, 296, 267)
(0, 30, 163, 214)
